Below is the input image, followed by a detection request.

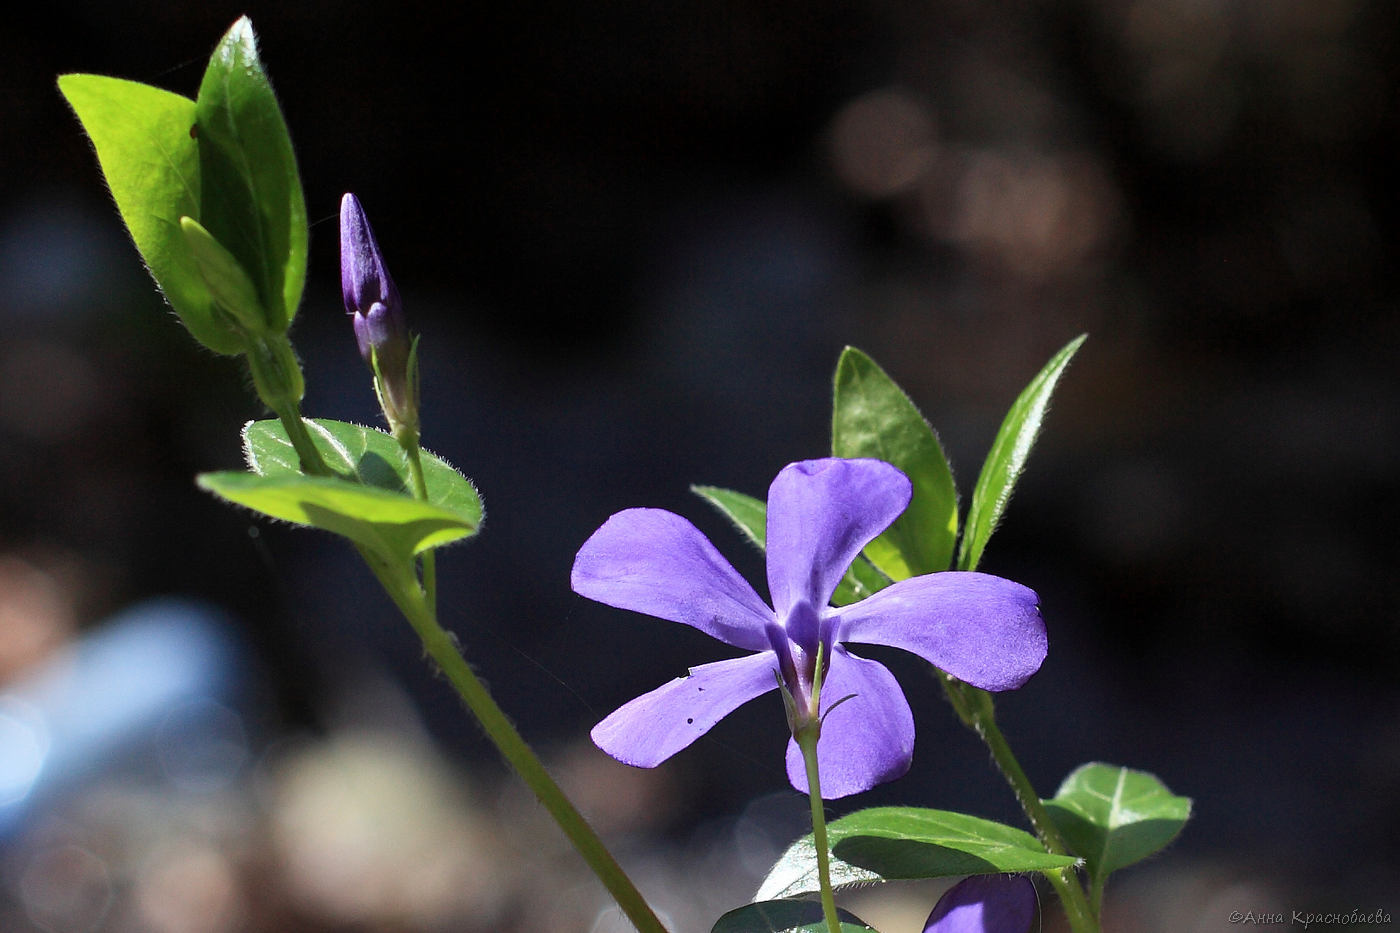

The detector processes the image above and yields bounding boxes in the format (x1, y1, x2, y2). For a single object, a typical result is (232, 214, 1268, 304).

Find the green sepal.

(957, 334, 1086, 571)
(57, 73, 244, 355)
(194, 16, 307, 333)
(1042, 763, 1191, 901)
(713, 900, 873, 933)
(244, 418, 483, 529)
(757, 806, 1080, 900)
(179, 216, 267, 335)
(832, 347, 959, 580)
(690, 485, 889, 605)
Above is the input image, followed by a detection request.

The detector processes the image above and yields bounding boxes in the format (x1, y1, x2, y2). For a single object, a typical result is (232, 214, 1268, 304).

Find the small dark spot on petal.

(686, 718, 694, 724)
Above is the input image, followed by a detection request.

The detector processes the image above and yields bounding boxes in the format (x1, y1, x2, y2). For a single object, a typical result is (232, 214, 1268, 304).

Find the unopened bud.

(180, 216, 267, 337)
(340, 193, 416, 433)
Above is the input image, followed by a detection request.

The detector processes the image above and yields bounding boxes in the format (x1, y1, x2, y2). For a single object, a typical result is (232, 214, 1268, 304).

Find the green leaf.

(58, 73, 244, 355)
(692, 485, 767, 549)
(243, 418, 483, 529)
(757, 807, 1079, 900)
(713, 900, 873, 933)
(200, 418, 482, 562)
(691, 485, 889, 605)
(957, 334, 1086, 572)
(1043, 763, 1191, 901)
(832, 553, 891, 607)
(197, 471, 475, 560)
(194, 16, 307, 332)
(833, 347, 959, 580)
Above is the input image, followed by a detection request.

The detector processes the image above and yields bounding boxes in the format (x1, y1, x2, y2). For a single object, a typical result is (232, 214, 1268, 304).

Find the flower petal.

(784, 647, 914, 798)
(835, 571, 1045, 691)
(923, 874, 1038, 933)
(572, 508, 773, 650)
(591, 652, 780, 767)
(766, 459, 911, 615)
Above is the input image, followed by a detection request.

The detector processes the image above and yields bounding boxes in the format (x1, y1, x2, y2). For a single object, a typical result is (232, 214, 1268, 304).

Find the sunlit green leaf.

(831, 553, 890, 606)
(197, 471, 475, 560)
(691, 485, 889, 605)
(957, 334, 1086, 571)
(692, 485, 767, 549)
(757, 807, 1078, 900)
(833, 347, 958, 580)
(244, 418, 482, 529)
(194, 16, 307, 332)
(714, 900, 873, 933)
(1043, 763, 1191, 901)
(58, 73, 244, 355)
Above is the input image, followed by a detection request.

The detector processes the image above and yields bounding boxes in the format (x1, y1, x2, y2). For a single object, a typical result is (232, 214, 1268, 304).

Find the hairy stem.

(944, 678, 1098, 933)
(272, 405, 330, 477)
(797, 729, 843, 933)
(269, 401, 659, 928)
(398, 432, 437, 611)
(382, 564, 668, 933)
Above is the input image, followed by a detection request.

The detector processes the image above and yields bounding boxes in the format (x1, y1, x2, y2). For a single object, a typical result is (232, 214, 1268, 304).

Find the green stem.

(272, 404, 330, 477)
(398, 433, 437, 611)
(381, 564, 668, 933)
(943, 678, 1098, 933)
(265, 401, 658, 929)
(797, 729, 843, 933)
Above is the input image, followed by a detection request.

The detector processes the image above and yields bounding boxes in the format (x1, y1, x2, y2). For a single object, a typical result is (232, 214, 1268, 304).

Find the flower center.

(767, 599, 832, 726)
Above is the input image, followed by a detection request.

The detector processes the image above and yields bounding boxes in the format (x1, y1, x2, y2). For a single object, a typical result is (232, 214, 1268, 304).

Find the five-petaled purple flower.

(923, 875, 1038, 933)
(340, 193, 415, 432)
(571, 458, 1047, 799)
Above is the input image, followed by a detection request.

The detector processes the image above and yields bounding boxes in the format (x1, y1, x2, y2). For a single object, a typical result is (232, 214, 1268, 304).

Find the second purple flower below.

(572, 458, 1048, 799)
(923, 875, 1039, 933)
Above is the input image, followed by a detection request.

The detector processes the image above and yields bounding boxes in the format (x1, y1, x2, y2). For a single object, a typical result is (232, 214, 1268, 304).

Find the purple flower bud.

(338, 190, 400, 343)
(923, 875, 1037, 933)
(340, 193, 416, 432)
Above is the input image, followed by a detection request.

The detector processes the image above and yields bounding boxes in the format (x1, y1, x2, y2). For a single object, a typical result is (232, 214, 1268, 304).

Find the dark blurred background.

(2, 2, 1396, 931)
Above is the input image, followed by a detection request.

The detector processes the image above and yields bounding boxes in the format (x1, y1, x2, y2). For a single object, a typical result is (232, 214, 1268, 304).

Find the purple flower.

(340, 193, 415, 430)
(571, 458, 1047, 799)
(923, 875, 1038, 933)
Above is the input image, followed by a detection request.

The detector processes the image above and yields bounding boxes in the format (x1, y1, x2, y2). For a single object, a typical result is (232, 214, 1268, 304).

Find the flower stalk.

(795, 647, 843, 933)
(333, 192, 659, 928)
(798, 728, 843, 933)
(375, 559, 669, 933)
(400, 437, 438, 610)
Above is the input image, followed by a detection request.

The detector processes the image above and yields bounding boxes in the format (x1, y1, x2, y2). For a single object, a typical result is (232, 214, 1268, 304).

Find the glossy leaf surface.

(194, 16, 307, 331)
(244, 418, 482, 527)
(199, 418, 480, 562)
(758, 807, 1078, 900)
(833, 347, 958, 579)
(58, 74, 244, 355)
(1043, 763, 1191, 892)
(957, 335, 1085, 571)
(197, 471, 476, 559)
